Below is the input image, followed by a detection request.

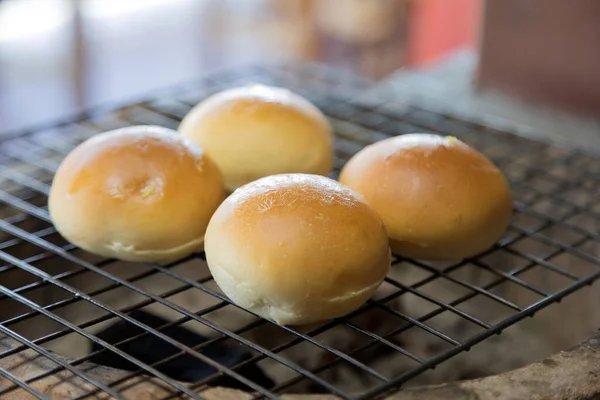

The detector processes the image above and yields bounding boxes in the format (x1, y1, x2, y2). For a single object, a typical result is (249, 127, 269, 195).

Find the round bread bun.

(178, 85, 334, 191)
(339, 134, 513, 261)
(315, 0, 405, 45)
(204, 174, 390, 325)
(48, 125, 226, 262)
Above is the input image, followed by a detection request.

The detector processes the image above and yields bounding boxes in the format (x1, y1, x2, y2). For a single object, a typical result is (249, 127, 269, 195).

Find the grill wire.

(0, 64, 600, 399)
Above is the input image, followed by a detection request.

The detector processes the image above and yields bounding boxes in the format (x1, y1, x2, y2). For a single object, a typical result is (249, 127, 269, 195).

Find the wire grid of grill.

(0, 64, 600, 400)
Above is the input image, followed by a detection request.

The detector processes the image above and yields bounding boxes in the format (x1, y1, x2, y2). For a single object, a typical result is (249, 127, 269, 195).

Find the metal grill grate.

(1, 64, 600, 400)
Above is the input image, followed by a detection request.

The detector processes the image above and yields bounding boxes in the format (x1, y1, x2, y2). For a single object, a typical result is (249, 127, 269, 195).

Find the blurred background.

(0, 0, 481, 134)
(0, 0, 598, 136)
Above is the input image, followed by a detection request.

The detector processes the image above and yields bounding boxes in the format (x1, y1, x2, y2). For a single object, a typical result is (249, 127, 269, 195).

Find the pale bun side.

(205, 174, 391, 325)
(48, 125, 226, 262)
(340, 134, 513, 261)
(179, 85, 334, 191)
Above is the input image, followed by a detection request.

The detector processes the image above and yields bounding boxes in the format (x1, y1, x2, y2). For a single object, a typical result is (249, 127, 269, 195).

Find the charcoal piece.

(89, 310, 274, 390)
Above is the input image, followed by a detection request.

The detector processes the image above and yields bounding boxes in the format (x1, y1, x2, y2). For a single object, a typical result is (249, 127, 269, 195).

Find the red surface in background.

(405, 0, 482, 67)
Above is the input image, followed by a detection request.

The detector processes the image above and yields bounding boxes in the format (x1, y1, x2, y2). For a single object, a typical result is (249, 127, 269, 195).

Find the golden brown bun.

(48, 125, 226, 262)
(204, 174, 390, 325)
(339, 134, 513, 260)
(178, 85, 334, 191)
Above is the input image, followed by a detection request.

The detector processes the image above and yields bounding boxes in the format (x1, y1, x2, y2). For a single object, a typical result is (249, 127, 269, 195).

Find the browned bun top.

(49, 125, 226, 262)
(205, 174, 390, 325)
(340, 134, 513, 260)
(179, 85, 334, 191)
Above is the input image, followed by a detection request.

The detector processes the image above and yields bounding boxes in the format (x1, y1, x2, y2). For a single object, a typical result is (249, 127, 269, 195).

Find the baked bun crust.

(48, 125, 225, 262)
(340, 134, 512, 260)
(179, 85, 334, 191)
(205, 174, 390, 325)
